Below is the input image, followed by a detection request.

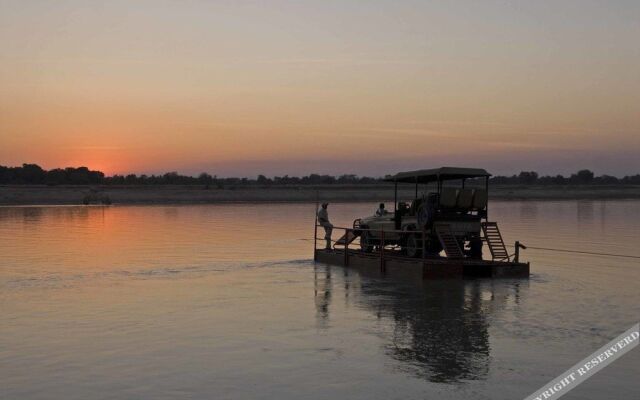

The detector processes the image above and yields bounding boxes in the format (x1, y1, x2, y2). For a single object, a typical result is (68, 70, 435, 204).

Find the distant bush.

(1, 164, 638, 186)
(0, 164, 103, 185)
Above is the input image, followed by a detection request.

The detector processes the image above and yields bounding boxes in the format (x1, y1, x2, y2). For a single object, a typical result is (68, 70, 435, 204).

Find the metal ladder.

(435, 224, 464, 259)
(334, 230, 359, 247)
(482, 222, 510, 261)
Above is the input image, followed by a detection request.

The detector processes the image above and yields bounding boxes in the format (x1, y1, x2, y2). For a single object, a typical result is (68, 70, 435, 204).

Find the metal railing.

(313, 223, 527, 265)
(315, 224, 380, 271)
(314, 224, 428, 271)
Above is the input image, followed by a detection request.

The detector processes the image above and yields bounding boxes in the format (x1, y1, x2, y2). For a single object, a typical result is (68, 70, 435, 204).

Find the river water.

(1, 201, 638, 399)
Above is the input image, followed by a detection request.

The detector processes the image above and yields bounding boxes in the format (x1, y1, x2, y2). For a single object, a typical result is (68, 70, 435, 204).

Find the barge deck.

(314, 248, 529, 280)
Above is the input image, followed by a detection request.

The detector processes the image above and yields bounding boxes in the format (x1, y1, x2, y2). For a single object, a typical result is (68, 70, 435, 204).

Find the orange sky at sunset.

(1, 1, 638, 177)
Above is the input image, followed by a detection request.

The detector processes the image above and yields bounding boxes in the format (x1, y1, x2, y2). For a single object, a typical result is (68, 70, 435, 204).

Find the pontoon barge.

(314, 167, 529, 279)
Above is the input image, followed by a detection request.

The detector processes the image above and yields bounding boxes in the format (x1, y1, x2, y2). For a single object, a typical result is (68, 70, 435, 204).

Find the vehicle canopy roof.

(385, 166, 491, 183)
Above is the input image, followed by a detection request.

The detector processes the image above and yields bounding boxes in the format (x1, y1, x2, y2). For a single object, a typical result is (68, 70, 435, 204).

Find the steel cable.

(506, 244, 640, 259)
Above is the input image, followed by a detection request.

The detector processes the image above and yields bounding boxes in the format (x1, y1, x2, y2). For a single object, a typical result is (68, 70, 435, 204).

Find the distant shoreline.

(1, 184, 640, 205)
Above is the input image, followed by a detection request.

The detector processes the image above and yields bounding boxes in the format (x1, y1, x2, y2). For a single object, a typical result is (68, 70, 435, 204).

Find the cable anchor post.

(514, 241, 527, 263)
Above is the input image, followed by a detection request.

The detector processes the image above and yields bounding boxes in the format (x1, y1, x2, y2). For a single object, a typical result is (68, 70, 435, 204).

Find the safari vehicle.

(354, 167, 491, 258)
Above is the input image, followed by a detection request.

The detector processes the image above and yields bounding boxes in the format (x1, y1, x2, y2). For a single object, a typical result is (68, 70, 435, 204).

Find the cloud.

(259, 57, 426, 66)
(65, 146, 122, 151)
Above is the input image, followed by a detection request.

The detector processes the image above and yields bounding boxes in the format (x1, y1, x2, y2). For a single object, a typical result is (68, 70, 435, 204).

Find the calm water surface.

(1, 201, 639, 399)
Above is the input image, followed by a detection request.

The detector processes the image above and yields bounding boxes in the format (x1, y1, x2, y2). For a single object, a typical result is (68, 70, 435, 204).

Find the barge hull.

(314, 249, 529, 279)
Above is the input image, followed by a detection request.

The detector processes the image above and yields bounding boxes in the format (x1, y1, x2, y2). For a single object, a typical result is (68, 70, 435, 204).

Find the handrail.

(316, 224, 411, 235)
(313, 224, 525, 261)
(314, 223, 417, 262)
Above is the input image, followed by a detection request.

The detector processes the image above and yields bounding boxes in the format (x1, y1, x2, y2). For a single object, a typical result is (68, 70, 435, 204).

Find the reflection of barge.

(312, 264, 527, 382)
(314, 167, 529, 279)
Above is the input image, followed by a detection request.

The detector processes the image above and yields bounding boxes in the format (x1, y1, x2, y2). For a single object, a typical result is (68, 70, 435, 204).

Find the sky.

(1, 0, 639, 177)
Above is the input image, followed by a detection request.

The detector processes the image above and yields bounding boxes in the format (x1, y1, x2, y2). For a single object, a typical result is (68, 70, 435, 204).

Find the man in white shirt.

(317, 202, 333, 249)
(375, 203, 388, 216)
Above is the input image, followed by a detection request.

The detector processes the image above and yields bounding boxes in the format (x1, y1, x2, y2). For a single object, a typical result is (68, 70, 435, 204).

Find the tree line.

(1, 164, 639, 186)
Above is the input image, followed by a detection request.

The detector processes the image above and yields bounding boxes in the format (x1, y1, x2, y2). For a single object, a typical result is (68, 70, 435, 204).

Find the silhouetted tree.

(570, 169, 595, 184)
(198, 173, 213, 184)
(622, 174, 640, 184)
(518, 171, 538, 185)
(593, 175, 619, 184)
(21, 163, 46, 184)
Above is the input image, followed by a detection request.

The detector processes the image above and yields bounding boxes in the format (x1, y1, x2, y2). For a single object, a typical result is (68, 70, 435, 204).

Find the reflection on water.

(1, 202, 639, 400)
(314, 265, 333, 330)
(314, 264, 528, 383)
(577, 200, 595, 227)
(377, 280, 491, 383)
(518, 201, 538, 222)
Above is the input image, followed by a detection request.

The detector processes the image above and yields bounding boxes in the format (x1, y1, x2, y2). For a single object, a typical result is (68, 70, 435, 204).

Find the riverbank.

(2, 184, 640, 205)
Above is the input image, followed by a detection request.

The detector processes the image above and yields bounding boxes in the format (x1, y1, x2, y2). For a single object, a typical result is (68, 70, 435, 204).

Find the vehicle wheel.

(469, 237, 483, 259)
(360, 230, 374, 253)
(405, 233, 422, 258)
(426, 237, 443, 256)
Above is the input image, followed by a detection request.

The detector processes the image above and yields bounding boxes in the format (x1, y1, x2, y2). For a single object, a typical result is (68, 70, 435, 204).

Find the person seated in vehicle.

(397, 202, 409, 216)
(375, 203, 389, 216)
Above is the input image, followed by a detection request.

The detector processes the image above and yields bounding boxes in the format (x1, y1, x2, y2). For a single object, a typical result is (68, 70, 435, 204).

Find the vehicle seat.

(410, 198, 424, 215)
(440, 188, 458, 209)
(472, 189, 488, 210)
(427, 192, 439, 205)
(457, 188, 473, 210)
(397, 202, 409, 216)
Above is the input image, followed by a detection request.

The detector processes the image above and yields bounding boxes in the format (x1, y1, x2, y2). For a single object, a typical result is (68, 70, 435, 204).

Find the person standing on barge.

(317, 202, 333, 250)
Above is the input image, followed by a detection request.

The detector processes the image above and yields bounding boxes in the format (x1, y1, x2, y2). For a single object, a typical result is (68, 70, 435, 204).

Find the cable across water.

(507, 245, 640, 260)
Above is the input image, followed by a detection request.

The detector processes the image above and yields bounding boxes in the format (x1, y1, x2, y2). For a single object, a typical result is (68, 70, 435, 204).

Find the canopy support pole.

(485, 176, 489, 220)
(394, 181, 398, 214)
